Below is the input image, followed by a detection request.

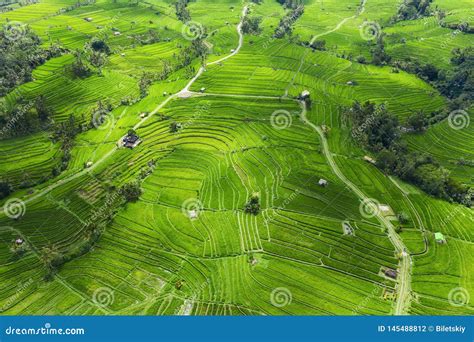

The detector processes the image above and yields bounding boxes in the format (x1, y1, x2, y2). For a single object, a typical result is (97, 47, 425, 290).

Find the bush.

(346, 101, 471, 206)
(397, 211, 410, 224)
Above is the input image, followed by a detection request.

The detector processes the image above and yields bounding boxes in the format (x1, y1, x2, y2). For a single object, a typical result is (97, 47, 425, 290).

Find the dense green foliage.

(0, 23, 62, 96)
(0, 0, 472, 317)
(120, 182, 142, 203)
(244, 193, 260, 215)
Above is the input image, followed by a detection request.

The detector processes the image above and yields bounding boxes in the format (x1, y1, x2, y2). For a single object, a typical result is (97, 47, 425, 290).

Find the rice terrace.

(0, 0, 472, 316)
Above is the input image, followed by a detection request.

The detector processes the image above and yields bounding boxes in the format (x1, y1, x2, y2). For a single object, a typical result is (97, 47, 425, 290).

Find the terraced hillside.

(0, 0, 472, 316)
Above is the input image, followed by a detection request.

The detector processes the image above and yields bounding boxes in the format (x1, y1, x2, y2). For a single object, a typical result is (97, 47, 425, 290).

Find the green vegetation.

(242, 15, 262, 35)
(244, 193, 260, 215)
(393, 0, 433, 22)
(274, 1, 304, 38)
(0, 22, 62, 96)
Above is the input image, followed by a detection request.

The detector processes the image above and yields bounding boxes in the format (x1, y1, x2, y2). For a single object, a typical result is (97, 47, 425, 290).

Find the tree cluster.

(242, 16, 263, 35)
(175, 0, 191, 23)
(0, 23, 63, 96)
(273, 3, 304, 38)
(393, 47, 473, 110)
(120, 181, 142, 202)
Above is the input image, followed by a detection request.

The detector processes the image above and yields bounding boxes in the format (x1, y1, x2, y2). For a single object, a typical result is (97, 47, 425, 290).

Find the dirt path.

(285, 0, 367, 96)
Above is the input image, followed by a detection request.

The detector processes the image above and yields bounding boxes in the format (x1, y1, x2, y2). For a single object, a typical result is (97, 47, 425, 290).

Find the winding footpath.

(300, 102, 412, 315)
(0, 5, 249, 213)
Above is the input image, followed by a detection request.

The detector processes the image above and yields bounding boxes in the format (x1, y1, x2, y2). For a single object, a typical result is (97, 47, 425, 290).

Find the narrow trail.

(299, 102, 411, 315)
(0, 5, 249, 213)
